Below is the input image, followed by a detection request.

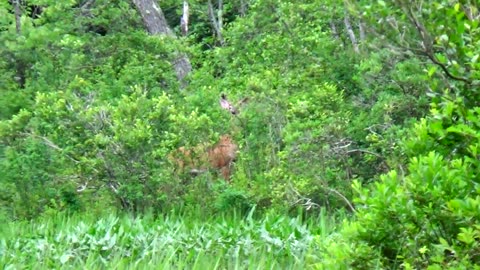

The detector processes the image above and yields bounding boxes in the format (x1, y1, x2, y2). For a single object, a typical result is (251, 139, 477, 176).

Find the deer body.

(207, 135, 238, 180)
(171, 135, 238, 181)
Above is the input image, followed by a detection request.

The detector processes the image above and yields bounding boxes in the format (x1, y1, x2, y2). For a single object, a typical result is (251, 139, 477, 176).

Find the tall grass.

(0, 208, 344, 269)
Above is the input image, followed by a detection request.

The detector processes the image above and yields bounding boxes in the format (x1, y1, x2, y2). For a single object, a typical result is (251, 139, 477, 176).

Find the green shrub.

(215, 187, 253, 215)
(319, 101, 480, 268)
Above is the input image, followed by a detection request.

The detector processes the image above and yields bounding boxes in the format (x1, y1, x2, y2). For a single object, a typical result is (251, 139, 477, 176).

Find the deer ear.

(236, 97, 249, 107)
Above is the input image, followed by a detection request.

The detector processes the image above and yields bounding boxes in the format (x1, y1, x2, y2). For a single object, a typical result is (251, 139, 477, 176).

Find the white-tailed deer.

(170, 94, 247, 181)
(170, 134, 238, 181)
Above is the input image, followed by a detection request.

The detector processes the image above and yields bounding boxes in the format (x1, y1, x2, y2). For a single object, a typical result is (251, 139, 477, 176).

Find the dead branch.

(346, 149, 384, 159)
(343, 5, 359, 53)
(322, 186, 356, 213)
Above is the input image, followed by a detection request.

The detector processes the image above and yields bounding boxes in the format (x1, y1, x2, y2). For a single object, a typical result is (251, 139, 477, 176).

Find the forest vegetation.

(1, 0, 479, 268)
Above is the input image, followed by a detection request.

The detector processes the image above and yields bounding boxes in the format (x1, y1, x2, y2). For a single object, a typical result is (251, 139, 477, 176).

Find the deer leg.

(220, 166, 231, 182)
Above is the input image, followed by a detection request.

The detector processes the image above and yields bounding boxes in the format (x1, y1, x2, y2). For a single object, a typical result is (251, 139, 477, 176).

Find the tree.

(12, 0, 26, 88)
(343, 3, 359, 53)
(357, 0, 479, 101)
(207, 0, 225, 46)
(132, 0, 192, 86)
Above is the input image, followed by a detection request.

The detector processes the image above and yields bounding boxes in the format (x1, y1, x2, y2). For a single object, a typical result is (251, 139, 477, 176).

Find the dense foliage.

(0, 0, 479, 268)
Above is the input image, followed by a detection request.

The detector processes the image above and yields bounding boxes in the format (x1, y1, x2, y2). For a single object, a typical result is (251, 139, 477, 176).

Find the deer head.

(219, 93, 248, 116)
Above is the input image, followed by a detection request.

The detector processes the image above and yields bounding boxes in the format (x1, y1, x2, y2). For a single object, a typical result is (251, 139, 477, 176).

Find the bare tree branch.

(20, 132, 81, 164)
(359, 19, 366, 41)
(343, 5, 359, 53)
(323, 186, 356, 213)
(239, 0, 247, 16)
(402, 4, 471, 84)
(207, 0, 225, 45)
(180, 0, 189, 36)
(80, 0, 96, 10)
(346, 149, 384, 159)
(330, 20, 340, 40)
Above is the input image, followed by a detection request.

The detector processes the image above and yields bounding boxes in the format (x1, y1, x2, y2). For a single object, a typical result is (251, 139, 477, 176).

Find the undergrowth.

(0, 208, 345, 269)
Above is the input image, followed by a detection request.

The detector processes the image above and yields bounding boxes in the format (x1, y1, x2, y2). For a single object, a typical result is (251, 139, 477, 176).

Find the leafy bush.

(215, 187, 253, 214)
(315, 0, 480, 267)
(317, 101, 480, 268)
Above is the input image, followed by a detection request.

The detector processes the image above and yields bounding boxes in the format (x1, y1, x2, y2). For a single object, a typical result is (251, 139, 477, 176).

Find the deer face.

(219, 94, 248, 116)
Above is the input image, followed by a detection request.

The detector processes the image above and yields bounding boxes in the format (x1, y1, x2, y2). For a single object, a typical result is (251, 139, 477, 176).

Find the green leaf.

(427, 264, 443, 270)
(472, 54, 479, 64)
(419, 246, 428, 254)
(454, 3, 460, 12)
(458, 227, 475, 245)
(427, 66, 437, 77)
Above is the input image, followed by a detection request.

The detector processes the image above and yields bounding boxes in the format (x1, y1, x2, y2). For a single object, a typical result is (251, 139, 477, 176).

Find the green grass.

(0, 208, 345, 269)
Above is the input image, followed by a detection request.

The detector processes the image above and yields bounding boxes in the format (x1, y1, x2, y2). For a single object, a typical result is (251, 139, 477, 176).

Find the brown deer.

(170, 134, 237, 181)
(169, 94, 247, 181)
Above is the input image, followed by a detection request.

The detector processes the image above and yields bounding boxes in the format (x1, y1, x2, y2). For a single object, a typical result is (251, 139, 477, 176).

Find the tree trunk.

(132, 0, 173, 35)
(207, 0, 225, 45)
(358, 19, 366, 41)
(180, 1, 189, 36)
(239, 0, 247, 16)
(13, 0, 26, 88)
(343, 8, 359, 53)
(330, 20, 339, 40)
(13, 0, 21, 34)
(132, 0, 192, 87)
(217, 0, 223, 32)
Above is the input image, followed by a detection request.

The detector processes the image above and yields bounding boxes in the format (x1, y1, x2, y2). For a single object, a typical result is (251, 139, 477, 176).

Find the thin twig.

(404, 5, 471, 84)
(20, 132, 80, 164)
(346, 149, 384, 159)
(322, 186, 357, 213)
